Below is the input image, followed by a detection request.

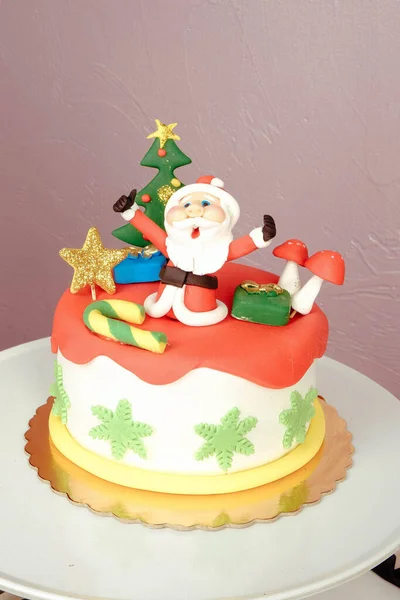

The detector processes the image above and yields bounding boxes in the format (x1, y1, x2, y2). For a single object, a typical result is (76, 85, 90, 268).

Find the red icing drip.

(52, 263, 328, 389)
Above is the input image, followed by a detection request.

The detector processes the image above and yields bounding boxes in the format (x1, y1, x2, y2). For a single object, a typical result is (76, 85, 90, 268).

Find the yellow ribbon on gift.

(240, 281, 284, 295)
(127, 244, 159, 258)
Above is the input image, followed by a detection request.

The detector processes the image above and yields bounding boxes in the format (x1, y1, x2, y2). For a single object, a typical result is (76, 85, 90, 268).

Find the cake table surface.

(0, 338, 399, 600)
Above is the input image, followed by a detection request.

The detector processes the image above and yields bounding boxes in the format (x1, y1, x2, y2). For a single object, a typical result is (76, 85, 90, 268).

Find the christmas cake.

(49, 120, 345, 496)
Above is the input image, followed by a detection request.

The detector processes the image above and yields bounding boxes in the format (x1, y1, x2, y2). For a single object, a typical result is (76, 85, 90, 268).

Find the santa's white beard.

(165, 220, 233, 275)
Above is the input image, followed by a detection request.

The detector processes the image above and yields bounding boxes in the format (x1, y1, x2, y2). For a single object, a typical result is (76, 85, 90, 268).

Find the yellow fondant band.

(49, 399, 325, 495)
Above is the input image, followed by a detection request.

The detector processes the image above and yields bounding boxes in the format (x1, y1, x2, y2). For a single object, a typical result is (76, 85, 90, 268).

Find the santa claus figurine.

(113, 175, 276, 327)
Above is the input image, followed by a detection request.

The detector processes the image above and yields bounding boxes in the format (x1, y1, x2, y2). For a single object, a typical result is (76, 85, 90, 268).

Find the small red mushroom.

(272, 239, 309, 296)
(291, 250, 345, 315)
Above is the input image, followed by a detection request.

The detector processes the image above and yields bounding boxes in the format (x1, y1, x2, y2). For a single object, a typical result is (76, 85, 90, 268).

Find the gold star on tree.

(59, 227, 128, 300)
(147, 119, 180, 148)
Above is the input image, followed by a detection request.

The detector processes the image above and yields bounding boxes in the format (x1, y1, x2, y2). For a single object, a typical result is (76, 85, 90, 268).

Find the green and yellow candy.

(83, 300, 167, 354)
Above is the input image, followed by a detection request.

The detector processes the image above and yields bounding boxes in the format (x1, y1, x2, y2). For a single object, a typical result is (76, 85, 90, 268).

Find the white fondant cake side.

(57, 351, 317, 476)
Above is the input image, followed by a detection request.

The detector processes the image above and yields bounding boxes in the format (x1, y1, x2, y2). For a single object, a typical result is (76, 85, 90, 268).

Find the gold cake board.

(25, 397, 353, 530)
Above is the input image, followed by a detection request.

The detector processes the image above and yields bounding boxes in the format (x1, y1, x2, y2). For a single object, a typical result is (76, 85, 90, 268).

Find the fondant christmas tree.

(112, 120, 192, 247)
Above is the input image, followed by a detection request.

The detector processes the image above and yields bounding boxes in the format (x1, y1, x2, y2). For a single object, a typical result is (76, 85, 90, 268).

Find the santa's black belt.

(159, 265, 218, 290)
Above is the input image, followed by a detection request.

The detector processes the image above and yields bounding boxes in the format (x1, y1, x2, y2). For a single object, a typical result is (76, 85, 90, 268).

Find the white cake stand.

(0, 339, 399, 600)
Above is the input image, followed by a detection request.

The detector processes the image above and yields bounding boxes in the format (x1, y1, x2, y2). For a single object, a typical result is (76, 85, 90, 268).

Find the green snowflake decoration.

(279, 387, 318, 449)
(89, 399, 153, 461)
(49, 361, 71, 424)
(194, 407, 258, 472)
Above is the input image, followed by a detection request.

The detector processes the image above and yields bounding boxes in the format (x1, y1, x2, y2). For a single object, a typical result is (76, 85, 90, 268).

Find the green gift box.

(231, 281, 291, 326)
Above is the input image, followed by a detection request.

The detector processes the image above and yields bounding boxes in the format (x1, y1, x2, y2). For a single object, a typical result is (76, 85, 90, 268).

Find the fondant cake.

(47, 120, 345, 497)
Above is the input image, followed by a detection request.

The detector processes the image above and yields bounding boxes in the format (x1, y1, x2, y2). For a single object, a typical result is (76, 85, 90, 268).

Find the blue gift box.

(113, 249, 167, 284)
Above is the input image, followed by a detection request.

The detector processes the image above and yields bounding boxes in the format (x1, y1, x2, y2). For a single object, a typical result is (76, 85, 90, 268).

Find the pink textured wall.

(0, 1, 399, 396)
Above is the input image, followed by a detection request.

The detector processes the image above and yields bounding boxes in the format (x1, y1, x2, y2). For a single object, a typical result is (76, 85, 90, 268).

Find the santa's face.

(166, 191, 226, 240)
(164, 187, 236, 274)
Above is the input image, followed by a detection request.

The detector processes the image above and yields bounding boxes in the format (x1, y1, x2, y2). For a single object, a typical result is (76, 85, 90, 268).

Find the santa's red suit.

(120, 176, 274, 327)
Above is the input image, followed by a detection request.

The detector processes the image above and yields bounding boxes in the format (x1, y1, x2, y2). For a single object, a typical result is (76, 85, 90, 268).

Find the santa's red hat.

(195, 175, 225, 188)
(165, 175, 240, 226)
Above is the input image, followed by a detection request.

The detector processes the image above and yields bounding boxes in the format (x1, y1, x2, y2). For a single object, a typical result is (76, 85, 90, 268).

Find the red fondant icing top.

(51, 263, 328, 389)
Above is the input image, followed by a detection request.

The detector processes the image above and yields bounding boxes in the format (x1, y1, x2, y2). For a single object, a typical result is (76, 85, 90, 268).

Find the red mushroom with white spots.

(272, 239, 309, 296)
(291, 250, 345, 315)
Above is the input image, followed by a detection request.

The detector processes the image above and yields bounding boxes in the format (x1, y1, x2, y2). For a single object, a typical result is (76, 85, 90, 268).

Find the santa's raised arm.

(113, 175, 276, 327)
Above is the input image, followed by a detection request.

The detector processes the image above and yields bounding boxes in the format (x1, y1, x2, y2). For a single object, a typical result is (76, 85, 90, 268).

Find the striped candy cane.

(83, 300, 167, 354)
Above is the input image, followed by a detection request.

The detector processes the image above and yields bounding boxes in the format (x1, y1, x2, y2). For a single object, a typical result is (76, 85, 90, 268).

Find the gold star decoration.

(59, 227, 128, 300)
(146, 119, 180, 148)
